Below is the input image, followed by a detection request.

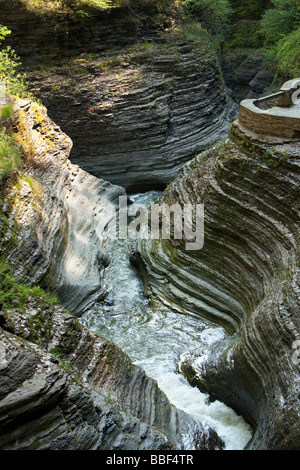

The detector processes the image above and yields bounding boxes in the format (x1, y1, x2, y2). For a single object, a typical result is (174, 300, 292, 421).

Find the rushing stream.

(81, 191, 253, 450)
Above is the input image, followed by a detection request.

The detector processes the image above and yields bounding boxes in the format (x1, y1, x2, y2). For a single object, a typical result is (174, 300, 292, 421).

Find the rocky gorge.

(133, 117, 300, 449)
(0, 0, 299, 452)
(0, 97, 223, 450)
(1, 0, 276, 191)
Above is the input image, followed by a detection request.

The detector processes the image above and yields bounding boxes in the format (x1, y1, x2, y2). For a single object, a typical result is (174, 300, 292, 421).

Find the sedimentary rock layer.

(0, 99, 224, 450)
(1, 98, 125, 313)
(1, 2, 235, 192)
(134, 122, 300, 449)
(222, 50, 276, 102)
(0, 0, 161, 60)
(27, 40, 235, 191)
(0, 297, 223, 450)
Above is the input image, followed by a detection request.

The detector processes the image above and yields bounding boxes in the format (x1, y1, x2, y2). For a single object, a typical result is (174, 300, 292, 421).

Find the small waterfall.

(80, 191, 253, 450)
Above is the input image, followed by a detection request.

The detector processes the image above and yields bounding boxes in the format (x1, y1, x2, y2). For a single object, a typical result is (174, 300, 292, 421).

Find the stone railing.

(238, 78, 300, 139)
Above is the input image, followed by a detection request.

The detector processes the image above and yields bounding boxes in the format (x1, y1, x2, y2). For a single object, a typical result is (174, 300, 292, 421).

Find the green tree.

(0, 128, 22, 180)
(0, 25, 11, 41)
(182, 0, 233, 38)
(260, 0, 300, 43)
(229, 0, 271, 20)
(276, 26, 300, 79)
(0, 25, 28, 97)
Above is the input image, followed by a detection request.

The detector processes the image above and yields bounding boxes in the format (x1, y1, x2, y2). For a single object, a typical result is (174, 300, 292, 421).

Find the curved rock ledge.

(133, 121, 300, 449)
(27, 40, 236, 192)
(0, 297, 223, 450)
(0, 0, 235, 193)
(0, 98, 224, 450)
(1, 98, 125, 313)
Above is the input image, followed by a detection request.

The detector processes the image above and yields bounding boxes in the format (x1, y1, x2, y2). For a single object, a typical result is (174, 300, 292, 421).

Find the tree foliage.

(276, 26, 300, 79)
(18, 0, 114, 15)
(0, 25, 11, 42)
(0, 25, 28, 97)
(0, 47, 28, 97)
(181, 0, 233, 37)
(229, 0, 271, 20)
(260, 0, 300, 43)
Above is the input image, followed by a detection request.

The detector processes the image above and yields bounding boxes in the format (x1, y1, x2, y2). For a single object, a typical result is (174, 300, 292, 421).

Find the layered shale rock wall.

(133, 119, 300, 449)
(0, 297, 223, 450)
(27, 40, 234, 192)
(0, 0, 161, 61)
(0, 100, 223, 450)
(0, 1, 235, 192)
(1, 98, 125, 313)
(222, 49, 276, 102)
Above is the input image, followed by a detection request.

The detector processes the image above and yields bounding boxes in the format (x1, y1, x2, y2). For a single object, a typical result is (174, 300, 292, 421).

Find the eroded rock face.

(133, 122, 300, 449)
(0, 99, 224, 450)
(27, 40, 235, 192)
(0, 297, 224, 450)
(222, 50, 276, 102)
(1, 1, 235, 192)
(1, 99, 125, 313)
(0, 1, 157, 61)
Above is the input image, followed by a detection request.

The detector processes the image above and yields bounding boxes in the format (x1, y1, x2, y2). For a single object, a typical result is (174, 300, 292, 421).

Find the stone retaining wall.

(238, 79, 300, 139)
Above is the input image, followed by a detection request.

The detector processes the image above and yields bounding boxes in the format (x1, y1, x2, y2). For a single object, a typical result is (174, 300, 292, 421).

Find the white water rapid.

(81, 191, 253, 450)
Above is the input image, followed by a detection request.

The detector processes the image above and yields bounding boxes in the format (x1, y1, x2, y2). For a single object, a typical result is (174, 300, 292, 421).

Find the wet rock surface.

(1, 98, 125, 314)
(0, 297, 224, 450)
(0, 100, 224, 451)
(134, 121, 300, 449)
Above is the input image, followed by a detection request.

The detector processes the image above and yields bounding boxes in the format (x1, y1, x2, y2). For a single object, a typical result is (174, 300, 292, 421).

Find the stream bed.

(80, 191, 253, 450)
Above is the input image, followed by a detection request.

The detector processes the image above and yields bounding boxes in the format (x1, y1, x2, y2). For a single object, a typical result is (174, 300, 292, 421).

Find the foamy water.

(81, 191, 252, 450)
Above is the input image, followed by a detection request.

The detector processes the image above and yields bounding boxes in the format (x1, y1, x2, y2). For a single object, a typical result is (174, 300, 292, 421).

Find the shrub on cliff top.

(0, 25, 10, 41)
(17, 0, 180, 17)
(17, 0, 114, 16)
